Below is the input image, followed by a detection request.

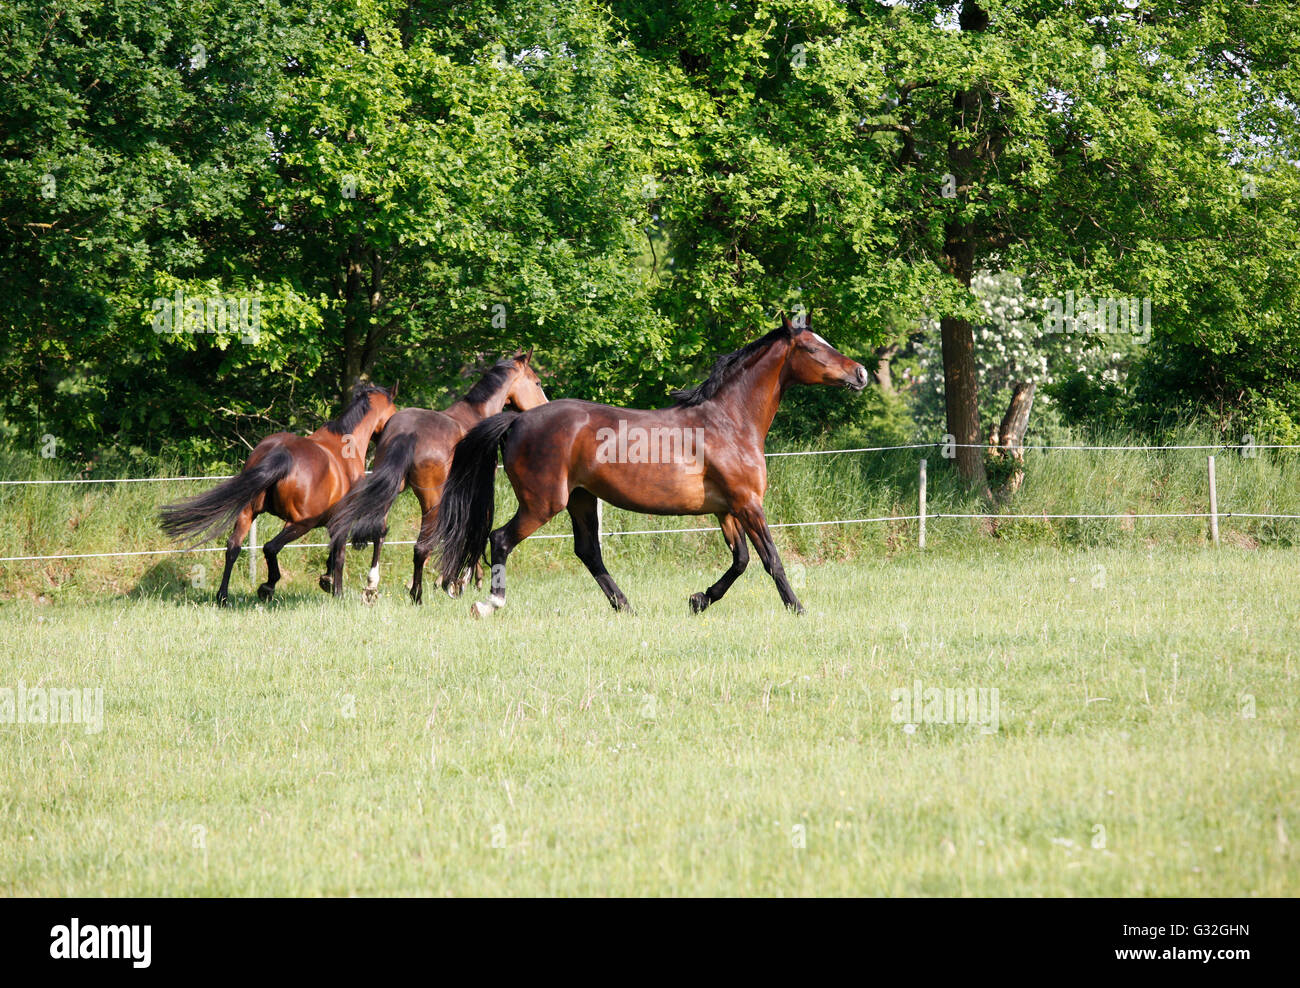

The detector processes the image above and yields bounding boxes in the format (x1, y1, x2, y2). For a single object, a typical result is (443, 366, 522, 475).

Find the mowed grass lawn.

(2, 544, 1297, 896)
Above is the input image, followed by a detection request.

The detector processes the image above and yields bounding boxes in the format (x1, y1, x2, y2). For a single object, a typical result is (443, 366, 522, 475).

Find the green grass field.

(3, 542, 1296, 896)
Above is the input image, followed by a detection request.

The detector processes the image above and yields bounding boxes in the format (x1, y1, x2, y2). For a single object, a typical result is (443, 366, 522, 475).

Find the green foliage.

(621, 0, 1300, 446)
(770, 382, 915, 450)
(2, 0, 1299, 464)
(1130, 335, 1300, 443)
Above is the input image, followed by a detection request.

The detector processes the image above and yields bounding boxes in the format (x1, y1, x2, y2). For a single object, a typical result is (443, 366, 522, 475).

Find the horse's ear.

(391, 379, 399, 400)
(780, 314, 795, 335)
(524, 347, 534, 365)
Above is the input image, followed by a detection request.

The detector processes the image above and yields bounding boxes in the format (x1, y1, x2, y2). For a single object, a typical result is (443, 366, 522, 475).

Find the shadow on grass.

(117, 554, 385, 611)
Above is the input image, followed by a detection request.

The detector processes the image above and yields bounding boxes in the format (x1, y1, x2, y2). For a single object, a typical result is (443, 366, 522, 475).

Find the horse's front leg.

(689, 513, 748, 614)
(736, 500, 804, 615)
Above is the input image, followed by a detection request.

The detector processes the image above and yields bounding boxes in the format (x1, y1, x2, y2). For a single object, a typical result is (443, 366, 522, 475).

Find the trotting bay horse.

(435, 318, 867, 618)
(325, 351, 547, 603)
(159, 382, 398, 604)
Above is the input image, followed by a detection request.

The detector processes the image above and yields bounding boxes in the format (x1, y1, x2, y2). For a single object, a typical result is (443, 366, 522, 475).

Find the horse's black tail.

(330, 432, 416, 550)
(159, 446, 294, 547)
(435, 411, 519, 588)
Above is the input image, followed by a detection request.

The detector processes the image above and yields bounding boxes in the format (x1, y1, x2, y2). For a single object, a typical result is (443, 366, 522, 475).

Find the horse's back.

(502, 399, 725, 515)
(375, 407, 467, 508)
(506, 398, 694, 439)
(385, 407, 465, 449)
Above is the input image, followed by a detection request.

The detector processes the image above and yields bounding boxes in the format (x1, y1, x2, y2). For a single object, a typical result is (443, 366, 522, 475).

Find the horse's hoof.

(688, 592, 709, 614)
(362, 587, 379, 605)
(318, 574, 333, 594)
(215, 594, 229, 608)
(470, 598, 502, 619)
(257, 583, 274, 602)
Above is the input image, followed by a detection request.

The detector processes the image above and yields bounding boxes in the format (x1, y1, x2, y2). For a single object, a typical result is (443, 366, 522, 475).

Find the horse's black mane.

(671, 325, 792, 407)
(462, 359, 517, 404)
(324, 382, 393, 434)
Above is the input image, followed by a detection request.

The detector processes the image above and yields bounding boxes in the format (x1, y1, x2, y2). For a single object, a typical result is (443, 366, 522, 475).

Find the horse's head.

(782, 316, 869, 391)
(506, 348, 548, 410)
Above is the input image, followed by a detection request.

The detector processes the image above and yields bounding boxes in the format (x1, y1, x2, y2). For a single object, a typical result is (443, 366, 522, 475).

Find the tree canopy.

(3, 0, 1297, 470)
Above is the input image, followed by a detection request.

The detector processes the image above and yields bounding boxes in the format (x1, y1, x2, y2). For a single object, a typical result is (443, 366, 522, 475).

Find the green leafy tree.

(0, 0, 310, 457)
(616, 0, 1300, 490)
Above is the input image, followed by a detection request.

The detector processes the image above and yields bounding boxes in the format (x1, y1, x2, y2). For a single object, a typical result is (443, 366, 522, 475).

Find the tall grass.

(2, 426, 1298, 601)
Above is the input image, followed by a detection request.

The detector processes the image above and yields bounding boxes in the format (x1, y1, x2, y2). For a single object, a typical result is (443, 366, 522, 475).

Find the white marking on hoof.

(365, 565, 380, 591)
(470, 594, 505, 619)
(447, 568, 471, 598)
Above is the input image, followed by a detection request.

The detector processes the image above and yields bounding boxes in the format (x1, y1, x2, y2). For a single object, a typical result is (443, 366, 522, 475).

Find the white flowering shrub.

(907, 270, 1138, 441)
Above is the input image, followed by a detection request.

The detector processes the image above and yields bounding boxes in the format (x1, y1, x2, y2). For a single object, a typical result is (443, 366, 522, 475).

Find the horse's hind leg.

(410, 499, 437, 604)
(567, 488, 630, 612)
(216, 507, 254, 606)
(258, 519, 314, 602)
(470, 506, 551, 619)
(689, 513, 748, 614)
(362, 533, 384, 603)
(323, 529, 347, 596)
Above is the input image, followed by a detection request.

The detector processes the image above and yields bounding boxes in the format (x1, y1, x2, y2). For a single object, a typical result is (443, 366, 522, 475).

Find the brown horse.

(159, 382, 397, 604)
(324, 352, 547, 603)
(435, 319, 867, 617)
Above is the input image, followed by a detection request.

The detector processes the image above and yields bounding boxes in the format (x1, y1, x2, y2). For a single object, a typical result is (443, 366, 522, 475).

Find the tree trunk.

(940, 200, 986, 492)
(872, 343, 900, 395)
(940, 313, 988, 495)
(938, 1, 992, 494)
(991, 381, 1035, 501)
(995, 381, 1036, 452)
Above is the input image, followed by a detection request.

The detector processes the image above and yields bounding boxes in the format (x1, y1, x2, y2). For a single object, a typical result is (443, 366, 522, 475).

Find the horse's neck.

(347, 410, 384, 451)
(706, 340, 790, 443)
(311, 406, 383, 475)
(445, 385, 510, 429)
(442, 401, 482, 430)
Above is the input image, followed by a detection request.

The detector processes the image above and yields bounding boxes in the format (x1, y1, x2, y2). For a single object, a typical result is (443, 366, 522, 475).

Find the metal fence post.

(1208, 455, 1219, 547)
(919, 458, 927, 549)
